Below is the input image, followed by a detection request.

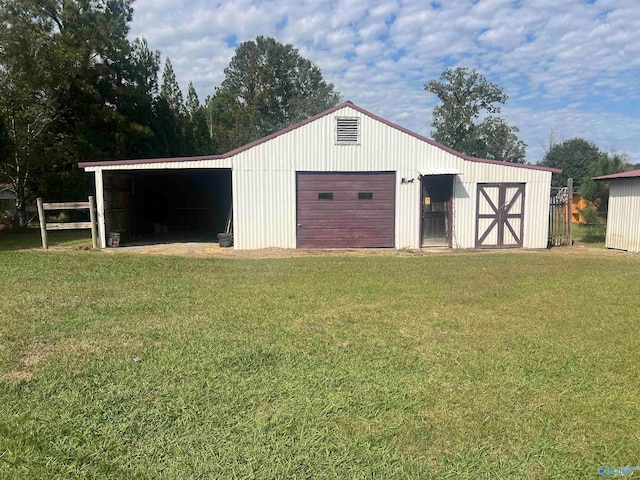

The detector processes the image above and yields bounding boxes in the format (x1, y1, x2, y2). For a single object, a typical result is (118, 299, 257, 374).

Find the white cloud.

(128, 0, 640, 163)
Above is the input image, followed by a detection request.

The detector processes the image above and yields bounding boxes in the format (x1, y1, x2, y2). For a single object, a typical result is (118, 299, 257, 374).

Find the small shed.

(0, 184, 17, 219)
(593, 169, 640, 252)
(80, 101, 560, 250)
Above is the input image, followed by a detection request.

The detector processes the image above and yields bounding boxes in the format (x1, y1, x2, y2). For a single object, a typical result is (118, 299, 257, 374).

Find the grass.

(572, 223, 607, 247)
(1, 248, 639, 478)
(0, 229, 93, 251)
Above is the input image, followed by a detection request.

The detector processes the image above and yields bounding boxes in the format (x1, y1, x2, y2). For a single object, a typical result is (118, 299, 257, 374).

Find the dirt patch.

(96, 242, 635, 260)
(24, 237, 637, 260)
(102, 242, 462, 259)
(0, 337, 109, 383)
(0, 342, 54, 382)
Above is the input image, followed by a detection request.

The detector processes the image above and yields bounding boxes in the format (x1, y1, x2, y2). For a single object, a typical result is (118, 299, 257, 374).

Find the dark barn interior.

(104, 169, 232, 244)
(421, 174, 453, 247)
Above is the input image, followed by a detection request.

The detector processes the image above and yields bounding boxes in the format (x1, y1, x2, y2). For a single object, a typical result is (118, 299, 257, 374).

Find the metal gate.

(548, 179, 573, 247)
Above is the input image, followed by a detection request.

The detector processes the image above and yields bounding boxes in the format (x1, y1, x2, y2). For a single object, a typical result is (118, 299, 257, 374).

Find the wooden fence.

(37, 197, 98, 250)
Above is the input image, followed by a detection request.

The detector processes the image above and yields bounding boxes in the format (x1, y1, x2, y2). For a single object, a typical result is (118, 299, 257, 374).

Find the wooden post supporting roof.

(567, 178, 573, 246)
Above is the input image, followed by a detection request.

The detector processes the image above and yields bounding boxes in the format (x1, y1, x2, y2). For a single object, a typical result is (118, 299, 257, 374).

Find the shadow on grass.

(581, 234, 606, 244)
(573, 223, 606, 245)
(0, 229, 93, 251)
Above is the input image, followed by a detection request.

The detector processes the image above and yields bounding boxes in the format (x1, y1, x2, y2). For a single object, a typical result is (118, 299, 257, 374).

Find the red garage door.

(296, 172, 396, 248)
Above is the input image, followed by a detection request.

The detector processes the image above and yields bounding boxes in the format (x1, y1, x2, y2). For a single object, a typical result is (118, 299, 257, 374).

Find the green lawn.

(572, 223, 607, 248)
(1, 248, 639, 478)
(0, 229, 93, 251)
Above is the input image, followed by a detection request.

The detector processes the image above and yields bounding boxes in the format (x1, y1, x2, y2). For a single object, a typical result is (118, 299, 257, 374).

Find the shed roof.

(593, 169, 640, 181)
(79, 101, 561, 173)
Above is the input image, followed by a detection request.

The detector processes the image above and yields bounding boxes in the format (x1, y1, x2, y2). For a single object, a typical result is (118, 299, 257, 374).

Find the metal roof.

(78, 101, 562, 174)
(593, 169, 640, 181)
(0, 184, 16, 200)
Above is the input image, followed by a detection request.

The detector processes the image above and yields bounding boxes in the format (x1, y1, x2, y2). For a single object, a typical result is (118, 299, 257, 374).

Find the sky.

(128, 0, 640, 164)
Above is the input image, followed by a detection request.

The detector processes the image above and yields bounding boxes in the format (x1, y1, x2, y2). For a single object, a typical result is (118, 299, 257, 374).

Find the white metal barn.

(594, 169, 640, 253)
(80, 101, 560, 250)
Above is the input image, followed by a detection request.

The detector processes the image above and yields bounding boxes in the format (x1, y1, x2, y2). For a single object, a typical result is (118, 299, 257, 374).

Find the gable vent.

(336, 117, 360, 145)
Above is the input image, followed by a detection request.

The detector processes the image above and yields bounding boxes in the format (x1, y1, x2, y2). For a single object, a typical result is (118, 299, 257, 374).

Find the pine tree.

(185, 82, 213, 154)
(160, 58, 185, 116)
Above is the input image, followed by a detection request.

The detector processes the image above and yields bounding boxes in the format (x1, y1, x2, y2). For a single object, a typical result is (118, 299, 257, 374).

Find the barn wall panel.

(606, 179, 640, 252)
(233, 170, 296, 250)
(232, 106, 464, 250)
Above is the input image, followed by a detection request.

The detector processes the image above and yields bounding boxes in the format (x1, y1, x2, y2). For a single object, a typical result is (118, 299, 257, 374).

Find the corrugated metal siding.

(232, 105, 552, 250)
(396, 169, 421, 248)
(606, 179, 640, 252)
(233, 170, 296, 250)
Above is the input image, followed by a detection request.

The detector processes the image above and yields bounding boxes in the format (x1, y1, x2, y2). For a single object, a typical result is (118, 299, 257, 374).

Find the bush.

(579, 205, 599, 225)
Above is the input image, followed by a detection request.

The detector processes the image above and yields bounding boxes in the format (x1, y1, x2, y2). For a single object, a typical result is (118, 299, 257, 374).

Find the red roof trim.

(219, 101, 352, 158)
(344, 103, 561, 173)
(78, 102, 351, 168)
(78, 100, 561, 173)
(593, 169, 640, 181)
(78, 154, 225, 168)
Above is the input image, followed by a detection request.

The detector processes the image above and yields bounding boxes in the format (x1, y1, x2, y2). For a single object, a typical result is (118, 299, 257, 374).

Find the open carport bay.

(103, 169, 231, 244)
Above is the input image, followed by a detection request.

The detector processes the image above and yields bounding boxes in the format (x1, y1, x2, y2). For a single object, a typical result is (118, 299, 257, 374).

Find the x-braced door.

(475, 183, 525, 248)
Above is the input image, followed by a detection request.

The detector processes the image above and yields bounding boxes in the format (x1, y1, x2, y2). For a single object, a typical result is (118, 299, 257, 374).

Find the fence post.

(88, 196, 98, 249)
(567, 178, 573, 246)
(37, 197, 48, 250)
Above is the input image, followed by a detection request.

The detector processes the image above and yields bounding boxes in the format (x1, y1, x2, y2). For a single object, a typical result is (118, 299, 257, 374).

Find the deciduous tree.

(540, 138, 602, 188)
(0, 2, 58, 225)
(476, 117, 526, 164)
(425, 67, 526, 163)
(205, 91, 242, 154)
(0, 0, 148, 222)
(216, 36, 340, 147)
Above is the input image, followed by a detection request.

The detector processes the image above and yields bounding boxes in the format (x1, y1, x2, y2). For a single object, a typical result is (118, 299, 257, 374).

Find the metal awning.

(418, 167, 462, 176)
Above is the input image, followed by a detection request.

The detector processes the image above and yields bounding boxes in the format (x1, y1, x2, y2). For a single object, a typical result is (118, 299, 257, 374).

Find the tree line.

(0, 1, 340, 226)
(540, 137, 632, 218)
(1, 1, 630, 228)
